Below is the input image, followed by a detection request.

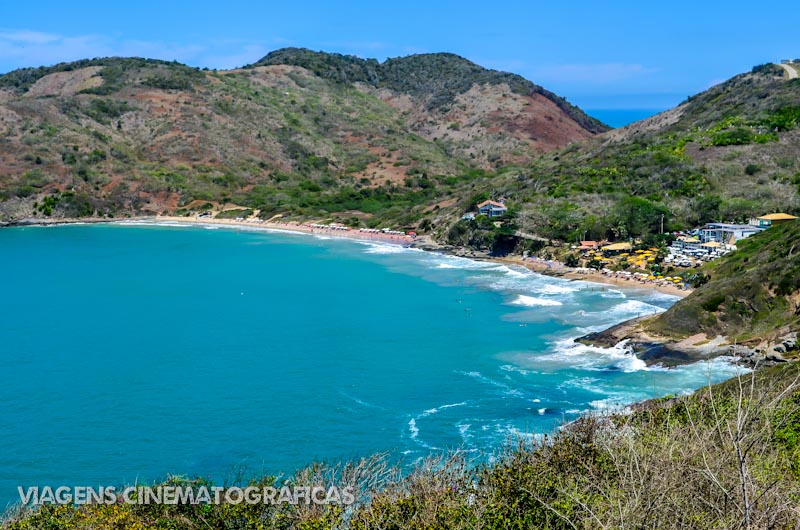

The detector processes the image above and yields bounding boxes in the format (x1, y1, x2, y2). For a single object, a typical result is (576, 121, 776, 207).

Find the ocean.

(586, 109, 664, 128)
(0, 223, 742, 506)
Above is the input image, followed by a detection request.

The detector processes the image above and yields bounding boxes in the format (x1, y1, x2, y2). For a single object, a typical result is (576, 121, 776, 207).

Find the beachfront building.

(579, 240, 605, 251)
(477, 200, 508, 218)
(601, 242, 632, 254)
(672, 236, 701, 252)
(699, 223, 764, 246)
(751, 213, 799, 228)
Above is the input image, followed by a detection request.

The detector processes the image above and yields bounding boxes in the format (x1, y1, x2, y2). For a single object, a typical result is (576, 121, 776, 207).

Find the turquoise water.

(587, 109, 664, 128)
(0, 223, 741, 505)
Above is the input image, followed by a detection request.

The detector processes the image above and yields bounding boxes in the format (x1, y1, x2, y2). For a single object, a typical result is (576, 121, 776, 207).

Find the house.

(699, 223, 764, 245)
(477, 200, 508, 218)
(579, 240, 599, 250)
(751, 213, 799, 228)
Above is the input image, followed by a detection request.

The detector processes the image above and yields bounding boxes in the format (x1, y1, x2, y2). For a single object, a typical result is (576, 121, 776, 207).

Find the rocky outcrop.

(734, 332, 798, 366)
(580, 316, 798, 368)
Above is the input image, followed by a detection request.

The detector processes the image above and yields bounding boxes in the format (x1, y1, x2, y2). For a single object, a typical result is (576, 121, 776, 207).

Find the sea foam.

(510, 294, 562, 307)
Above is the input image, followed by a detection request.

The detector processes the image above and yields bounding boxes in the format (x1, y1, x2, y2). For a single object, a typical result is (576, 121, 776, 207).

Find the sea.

(0, 223, 742, 506)
(586, 109, 664, 128)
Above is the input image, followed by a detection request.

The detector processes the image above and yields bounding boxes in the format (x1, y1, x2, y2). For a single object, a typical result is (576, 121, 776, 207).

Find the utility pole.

(660, 213, 664, 235)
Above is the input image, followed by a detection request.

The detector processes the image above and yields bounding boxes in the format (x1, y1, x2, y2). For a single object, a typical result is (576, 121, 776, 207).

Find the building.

(752, 213, 799, 228)
(699, 223, 764, 245)
(672, 236, 701, 252)
(601, 242, 632, 254)
(477, 200, 508, 218)
(579, 240, 600, 251)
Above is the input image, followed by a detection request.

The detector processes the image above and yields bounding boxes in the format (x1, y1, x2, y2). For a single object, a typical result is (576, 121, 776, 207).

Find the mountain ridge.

(0, 49, 607, 223)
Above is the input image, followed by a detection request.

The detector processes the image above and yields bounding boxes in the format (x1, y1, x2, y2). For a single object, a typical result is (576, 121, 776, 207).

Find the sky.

(0, 0, 797, 110)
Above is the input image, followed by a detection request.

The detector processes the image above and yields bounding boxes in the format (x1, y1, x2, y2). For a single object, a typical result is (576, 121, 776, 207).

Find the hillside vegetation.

(5, 363, 799, 529)
(2, 53, 800, 243)
(0, 50, 603, 227)
(649, 220, 800, 341)
(470, 65, 800, 243)
(2, 53, 800, 241)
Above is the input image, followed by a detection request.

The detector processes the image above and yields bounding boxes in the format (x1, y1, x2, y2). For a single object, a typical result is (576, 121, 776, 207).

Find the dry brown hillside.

(0, 52, 605, 224)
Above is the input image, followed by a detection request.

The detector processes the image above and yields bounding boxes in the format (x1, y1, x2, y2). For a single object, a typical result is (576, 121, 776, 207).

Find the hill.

(0, 50, 604, 225)
(448, 64, 800, 245)
(2, 53, 800, 264)
(649, 220, 800, 341)
(580, 220, 800, 365)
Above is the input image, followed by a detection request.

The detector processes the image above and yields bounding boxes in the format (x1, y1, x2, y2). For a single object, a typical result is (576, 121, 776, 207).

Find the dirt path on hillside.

(779, 64, 799, 79)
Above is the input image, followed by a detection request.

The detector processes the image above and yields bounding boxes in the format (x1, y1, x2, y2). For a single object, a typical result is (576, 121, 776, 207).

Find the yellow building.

(753, 213, 798, 227)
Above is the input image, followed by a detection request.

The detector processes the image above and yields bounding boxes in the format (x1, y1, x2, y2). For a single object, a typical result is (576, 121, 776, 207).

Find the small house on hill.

(477, 200, 508, 218)
(752, 213, 798, 228)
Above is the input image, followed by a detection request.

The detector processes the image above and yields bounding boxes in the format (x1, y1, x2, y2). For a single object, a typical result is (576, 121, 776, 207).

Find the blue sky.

(1, 0, 797, 109)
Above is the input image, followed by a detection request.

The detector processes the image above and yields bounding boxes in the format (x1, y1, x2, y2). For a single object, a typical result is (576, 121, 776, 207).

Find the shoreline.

(3, 214, 690, 298)
(495, 255, 691, 299)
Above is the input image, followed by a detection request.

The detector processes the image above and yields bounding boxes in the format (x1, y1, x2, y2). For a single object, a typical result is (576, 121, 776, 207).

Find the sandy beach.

(496, 256, 691, 298)
(153, 215, 417, 245)
(5, 214, 691, 298)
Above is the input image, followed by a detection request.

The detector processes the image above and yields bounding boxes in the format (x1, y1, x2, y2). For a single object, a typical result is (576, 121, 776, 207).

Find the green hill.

(254, 48, 607, 132)
(649, 220, 800, 341)
(0, 50, 604, 226)
(462, 65, 800, 243)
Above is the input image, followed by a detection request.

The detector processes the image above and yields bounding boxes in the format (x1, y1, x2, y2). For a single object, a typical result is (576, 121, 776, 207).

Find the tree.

(611, 196, 671, 239)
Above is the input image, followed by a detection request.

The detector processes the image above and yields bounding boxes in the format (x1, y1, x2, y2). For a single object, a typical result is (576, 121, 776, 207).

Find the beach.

(153, 215, 417, 246)
(497, 256, 692, 298)
(152, 216, 691, 298)
(3, 213, 691, 298)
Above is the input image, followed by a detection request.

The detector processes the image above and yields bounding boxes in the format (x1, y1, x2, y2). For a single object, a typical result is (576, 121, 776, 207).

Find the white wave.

(538, 284, 579, 295)
(607, 299, 666, 317)
(538, 408, 547, 415)
(598, 289, 626, 299)
(536, 338, 648, 373)
(510, 294, 562, 307)
(499, 364, 539, 376)
(667, 356, 749, 386)
(457, 422, 471, 440)
(154, 222, 193, 227)
(590, 398, 625, 410)
(502, 267, 528, 278)
(362, 243, 412, 254)
(496, 425, 542, 442)
(204, 226, 219, 230)
(428, 255, 498, 271)
(408, 418, 419, 439)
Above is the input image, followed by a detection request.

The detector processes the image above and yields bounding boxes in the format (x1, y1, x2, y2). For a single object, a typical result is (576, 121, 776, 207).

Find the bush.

(745, 163, 762, 175)
(711, 127, 754, 146)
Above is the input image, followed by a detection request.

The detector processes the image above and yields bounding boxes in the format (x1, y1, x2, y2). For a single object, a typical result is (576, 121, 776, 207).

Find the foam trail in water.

(510, 295, 562, 307)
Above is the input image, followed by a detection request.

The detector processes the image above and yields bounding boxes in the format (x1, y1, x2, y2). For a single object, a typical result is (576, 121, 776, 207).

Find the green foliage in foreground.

(5, 364, 799, 530)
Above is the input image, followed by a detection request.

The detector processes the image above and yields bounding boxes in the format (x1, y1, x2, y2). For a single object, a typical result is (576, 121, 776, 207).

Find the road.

(779, 63, 799, 79)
